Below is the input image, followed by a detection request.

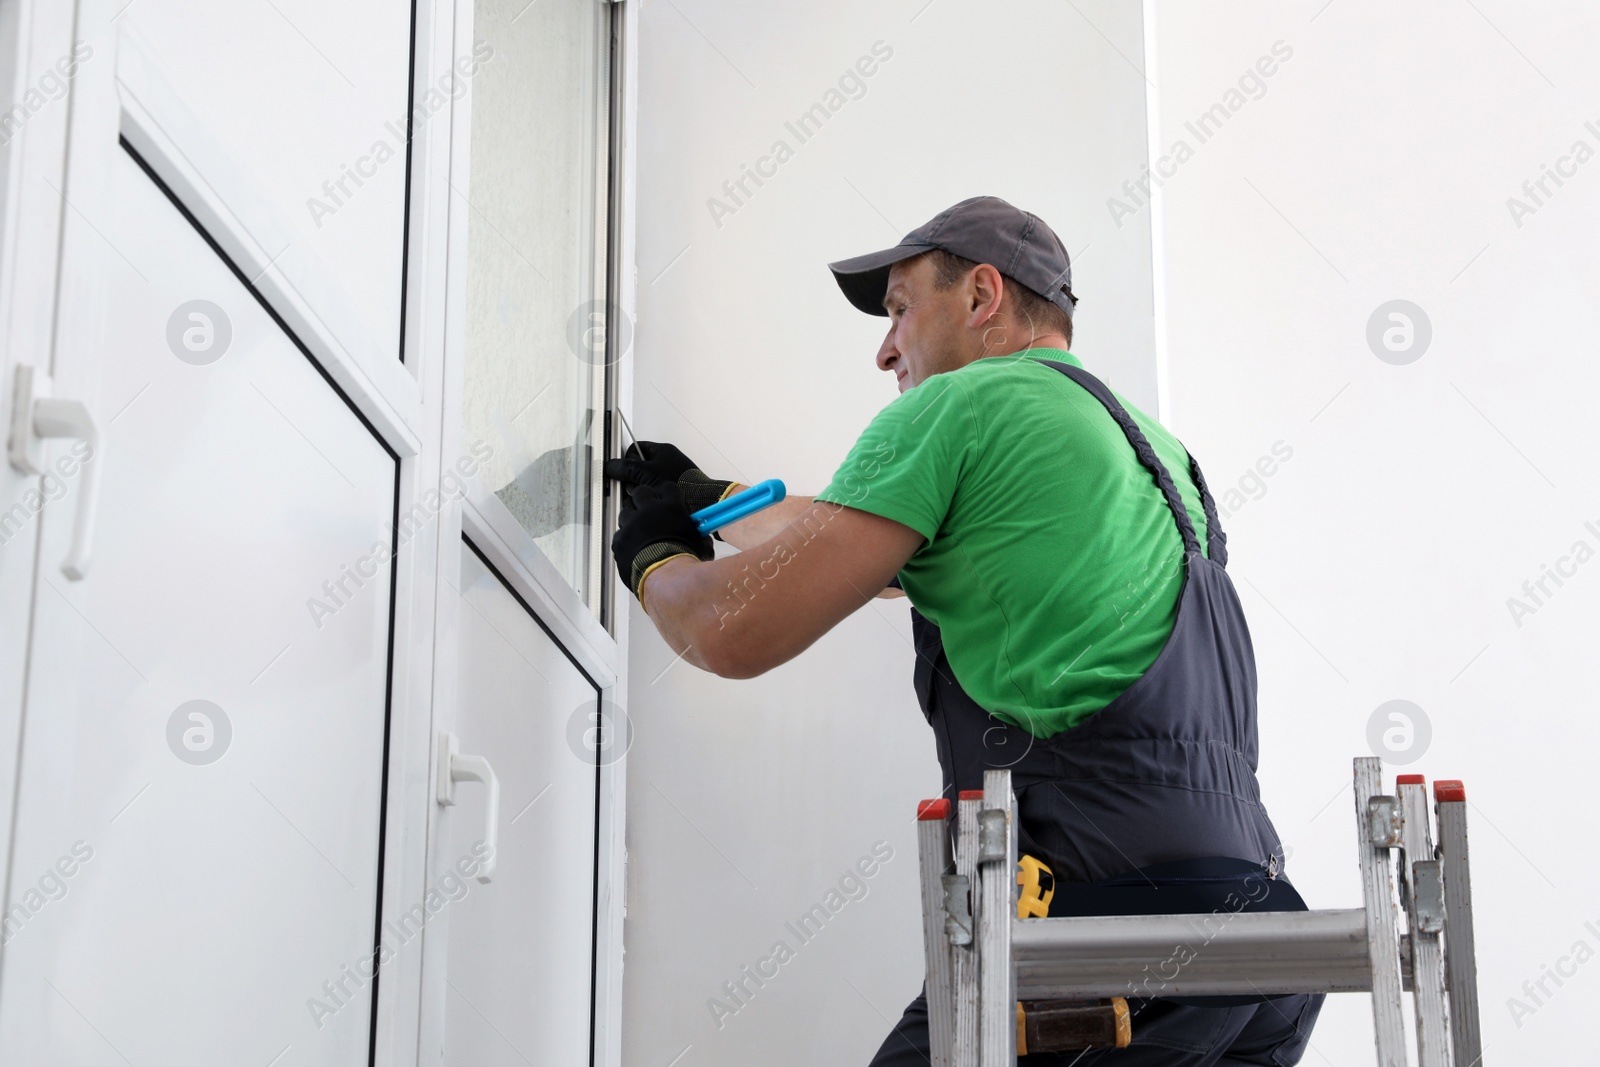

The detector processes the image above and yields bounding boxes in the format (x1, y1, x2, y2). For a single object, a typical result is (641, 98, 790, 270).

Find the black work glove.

(605, 441, 735, 514)
(612, 481, 715, 600)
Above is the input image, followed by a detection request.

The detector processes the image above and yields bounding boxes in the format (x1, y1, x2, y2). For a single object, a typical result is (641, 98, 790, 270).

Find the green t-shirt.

(815, 349, 1210, 739)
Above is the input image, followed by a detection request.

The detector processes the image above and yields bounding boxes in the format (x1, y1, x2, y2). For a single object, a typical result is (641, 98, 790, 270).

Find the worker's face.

(876, 255, 982, 393)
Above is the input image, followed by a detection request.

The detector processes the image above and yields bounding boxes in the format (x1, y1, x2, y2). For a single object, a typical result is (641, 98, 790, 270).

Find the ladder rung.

(1013, 908, 1375, 999)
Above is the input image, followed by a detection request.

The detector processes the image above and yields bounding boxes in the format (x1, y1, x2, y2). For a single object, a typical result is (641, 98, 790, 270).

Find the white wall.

(623, 2, 1157, 1064)
(1150, 1, 1600, 1061)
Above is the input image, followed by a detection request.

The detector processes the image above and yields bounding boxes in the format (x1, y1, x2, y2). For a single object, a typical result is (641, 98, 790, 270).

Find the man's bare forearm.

(716, 485, 905, 598)
(637, 531, 866, 677)
(635, 499, 922, 678)
(637, 556, 722, 672)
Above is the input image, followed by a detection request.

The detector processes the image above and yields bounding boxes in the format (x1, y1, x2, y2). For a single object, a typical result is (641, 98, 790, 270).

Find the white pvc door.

(442, 542, 601, 1066)
(0, 2, 417, 1064)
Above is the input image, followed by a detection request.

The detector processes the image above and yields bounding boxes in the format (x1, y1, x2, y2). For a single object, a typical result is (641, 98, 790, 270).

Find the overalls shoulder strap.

(1185, 449, 1228, 567)
(1031, 358, 1227, 565)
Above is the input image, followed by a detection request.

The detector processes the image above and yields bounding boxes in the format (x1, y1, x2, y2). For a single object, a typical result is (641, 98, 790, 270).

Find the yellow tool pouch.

(1016, 853, 1055, 919)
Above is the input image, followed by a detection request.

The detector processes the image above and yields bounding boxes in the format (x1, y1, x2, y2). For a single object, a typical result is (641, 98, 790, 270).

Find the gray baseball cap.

(827, 195, 1077, 318)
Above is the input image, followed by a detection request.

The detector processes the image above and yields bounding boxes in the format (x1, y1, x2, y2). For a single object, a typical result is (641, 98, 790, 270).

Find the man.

(607, 196, 1321, 1064)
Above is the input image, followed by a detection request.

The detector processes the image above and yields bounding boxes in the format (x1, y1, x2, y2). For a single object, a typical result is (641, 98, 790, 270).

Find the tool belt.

(1013, 852, 1310, 1053)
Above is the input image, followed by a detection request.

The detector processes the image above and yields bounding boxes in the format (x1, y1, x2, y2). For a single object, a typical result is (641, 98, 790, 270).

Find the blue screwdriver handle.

(692, 479, 786, 535)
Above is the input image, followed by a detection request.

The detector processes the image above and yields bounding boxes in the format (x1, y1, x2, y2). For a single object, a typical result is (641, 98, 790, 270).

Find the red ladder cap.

(1396, 774, 1425, 786)
(958, 790, 985, 801)
(1434, 780, 1466, 802)
(917, 798, 951, 821)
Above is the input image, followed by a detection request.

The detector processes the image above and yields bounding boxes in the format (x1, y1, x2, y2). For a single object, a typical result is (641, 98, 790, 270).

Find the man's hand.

(611, 481, 715, 599)
(604, 440, 735, 514)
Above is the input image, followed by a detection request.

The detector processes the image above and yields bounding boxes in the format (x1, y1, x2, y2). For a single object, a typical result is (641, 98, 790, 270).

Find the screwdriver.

(612, 409, 786, 535)
(692, 479, 786, 535)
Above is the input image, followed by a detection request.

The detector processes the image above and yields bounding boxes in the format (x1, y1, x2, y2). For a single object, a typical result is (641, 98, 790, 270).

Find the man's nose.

(875, 328, 899, 373)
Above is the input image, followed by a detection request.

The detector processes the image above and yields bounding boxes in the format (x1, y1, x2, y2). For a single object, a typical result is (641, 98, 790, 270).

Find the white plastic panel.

(444, 542, 600, 1067)
(116, 0, 414, 370)
(0, 144, 398, 1065)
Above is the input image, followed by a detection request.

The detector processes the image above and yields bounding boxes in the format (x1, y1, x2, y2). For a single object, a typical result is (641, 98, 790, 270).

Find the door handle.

(436, 731, 499, 883)
(7, 364, 101, 580)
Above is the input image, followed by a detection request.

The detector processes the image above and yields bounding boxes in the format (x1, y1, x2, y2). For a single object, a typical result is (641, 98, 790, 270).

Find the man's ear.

(965, 263, 1005, 326)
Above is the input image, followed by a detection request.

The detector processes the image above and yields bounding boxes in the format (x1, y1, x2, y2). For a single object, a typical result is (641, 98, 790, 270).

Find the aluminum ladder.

(915, 757, 1483, 1065)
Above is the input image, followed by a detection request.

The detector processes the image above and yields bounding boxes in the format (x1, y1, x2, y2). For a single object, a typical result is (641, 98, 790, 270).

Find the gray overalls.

(867, 361, 1323, 1066)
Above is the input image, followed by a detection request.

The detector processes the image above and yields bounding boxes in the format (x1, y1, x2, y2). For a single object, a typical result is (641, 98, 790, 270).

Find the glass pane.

(462, 0, 610, 615)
